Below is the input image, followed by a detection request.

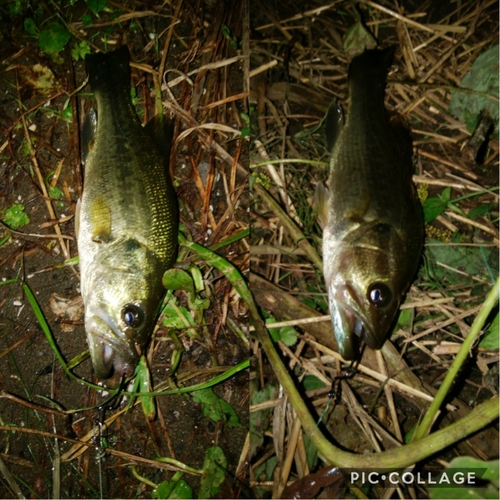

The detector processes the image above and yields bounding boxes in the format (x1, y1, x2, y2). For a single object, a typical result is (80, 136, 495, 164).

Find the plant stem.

(414, 278, 499, 440)
(254, 184, 323, 270)
(249, 273, 499, 470)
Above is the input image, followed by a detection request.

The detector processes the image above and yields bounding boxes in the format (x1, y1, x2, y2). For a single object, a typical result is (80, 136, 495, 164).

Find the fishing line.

(317, 363, 358, 426)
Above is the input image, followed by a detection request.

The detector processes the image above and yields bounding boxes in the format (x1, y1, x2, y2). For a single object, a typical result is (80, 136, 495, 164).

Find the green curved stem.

(249, 274, 499, 470)
(1, 278, 247, 409)
(123, 360, 249, 397)
(414, 278, 499, 440)
(155, 457, 203, 475)
(1, 278, 104, 391)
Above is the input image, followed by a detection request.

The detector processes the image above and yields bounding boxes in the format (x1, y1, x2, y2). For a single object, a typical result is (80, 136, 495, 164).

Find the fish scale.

(318, 48, 423, 360)
(77, 46, 178, 379)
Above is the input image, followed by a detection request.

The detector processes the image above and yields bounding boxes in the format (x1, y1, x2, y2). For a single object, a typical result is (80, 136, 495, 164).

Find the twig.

(19, 104, 69, 259)
(445, 211, 499, 242)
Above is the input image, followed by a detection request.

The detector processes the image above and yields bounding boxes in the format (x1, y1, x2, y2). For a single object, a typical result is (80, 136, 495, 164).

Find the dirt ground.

(0, 1, 248, 498)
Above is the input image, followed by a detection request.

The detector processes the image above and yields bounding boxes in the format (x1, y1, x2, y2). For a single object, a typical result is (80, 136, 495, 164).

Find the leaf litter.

(249, 0, 498, 498)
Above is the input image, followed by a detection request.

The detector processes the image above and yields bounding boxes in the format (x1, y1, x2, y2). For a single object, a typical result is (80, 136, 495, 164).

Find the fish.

(316, 48, 423, 361)
(76, 46, 178, 379)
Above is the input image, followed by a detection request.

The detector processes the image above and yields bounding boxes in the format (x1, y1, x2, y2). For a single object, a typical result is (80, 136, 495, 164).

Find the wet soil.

(0, 1, 248, 498)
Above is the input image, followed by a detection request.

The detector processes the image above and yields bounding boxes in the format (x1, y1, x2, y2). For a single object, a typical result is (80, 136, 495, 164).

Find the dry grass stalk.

(250, 0, 498, 492)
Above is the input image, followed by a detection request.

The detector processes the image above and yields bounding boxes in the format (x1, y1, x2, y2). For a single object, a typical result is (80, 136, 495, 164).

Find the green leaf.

(447, 456, 499, 477)
(163, 268, 195, 294)
(71, 40, 91, 61)
(169, 480, 193, 499)
(267, 319, 298, 347)
(343, 19, 377, 57)
(48, 186, 63, 200)
(240, 112, 250, 126)
(161, 299, 196, 329)
(467, 203, 496, 221)
(423, 187, 451, 223)
(279, 326, 298, 346)
(152, 473, 193, 499)
(404, 424, 417, 444)
(163, 268, 209, 313)
(39, 22, 71, 54)
(221, 25, 231, 39)
(230, 38, 240, 51)
(81, 13, 93, 26)
(7, 0, 23, 16)
(24, 17, 38, 36)
(137, 356, 156, 421)
(303, 432, 319, 471)
(302, 375, 326, 391)
(152, 480, 173, 499)
(192, 388, 243, 428)
(449, 45, 499, 135)
(254, 456, 278, 483)
(250, 382, 278, 458)
(429, 457, 499, 499)
(86, 0, 107, 14)
(130, 86, 138, 105)
(189, 265, 205, 292)
(425, 238, 498, 286)
(480, 312, 499, 350)
(392, 308, 414, 333)
(199, 446, 227, 499)
(61, 105, 73, 122)
(3, 204, 30, 230)
(221, 25, 240, 51)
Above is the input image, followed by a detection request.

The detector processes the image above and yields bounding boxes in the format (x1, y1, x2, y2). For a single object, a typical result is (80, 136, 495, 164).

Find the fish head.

(324, 222, 412, 360)
(82, 249, 165, 379)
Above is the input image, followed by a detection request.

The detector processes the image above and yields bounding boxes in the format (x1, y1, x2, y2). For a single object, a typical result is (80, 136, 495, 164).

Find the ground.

(249, 0, 498, 498)
(0, 1, 248, 498)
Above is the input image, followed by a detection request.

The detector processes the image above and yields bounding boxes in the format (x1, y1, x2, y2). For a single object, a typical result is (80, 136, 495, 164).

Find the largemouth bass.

(76, 46, 178, 379)
(316, 48, 423, 360)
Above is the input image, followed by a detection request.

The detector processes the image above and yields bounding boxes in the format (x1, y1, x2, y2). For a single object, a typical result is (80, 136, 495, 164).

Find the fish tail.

(346, 48, 395, 115)
(85, 45, 131, 97)
(348, 47, 395, 83)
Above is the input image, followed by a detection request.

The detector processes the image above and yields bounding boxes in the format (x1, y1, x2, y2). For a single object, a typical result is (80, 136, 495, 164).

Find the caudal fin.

(347, 47, 395, 82)
(85, 45, 131, 98)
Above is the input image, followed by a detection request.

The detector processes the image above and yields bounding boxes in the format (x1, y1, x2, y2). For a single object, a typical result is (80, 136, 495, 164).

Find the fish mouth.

(329, 283, 372, 361)
(86, 308, 138, 379)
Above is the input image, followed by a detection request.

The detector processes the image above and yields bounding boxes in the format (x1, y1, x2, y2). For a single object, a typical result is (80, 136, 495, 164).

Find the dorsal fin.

(314, 182, 329, 230)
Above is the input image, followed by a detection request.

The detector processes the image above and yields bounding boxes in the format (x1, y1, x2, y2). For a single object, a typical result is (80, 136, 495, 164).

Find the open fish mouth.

(328, 284, 372, 361)
(86, 310, 138, 379)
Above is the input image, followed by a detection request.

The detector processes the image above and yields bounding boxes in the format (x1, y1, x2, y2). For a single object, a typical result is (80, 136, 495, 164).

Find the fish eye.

(367, 283, 393, 308)
(121, 303, 145, 328)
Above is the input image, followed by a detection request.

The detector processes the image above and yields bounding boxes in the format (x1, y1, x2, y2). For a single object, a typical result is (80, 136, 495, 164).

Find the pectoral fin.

(82, 109, 97, 165)
(315, 182, 329, 230)
(89, 195, 112, 243)
(325, 99, 344, 152)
